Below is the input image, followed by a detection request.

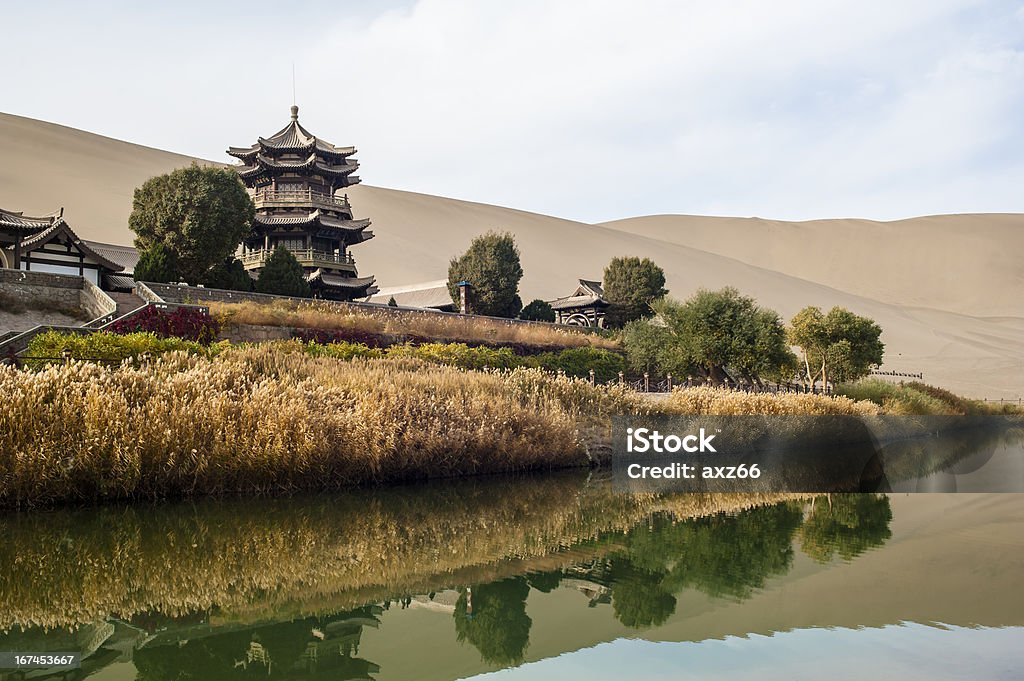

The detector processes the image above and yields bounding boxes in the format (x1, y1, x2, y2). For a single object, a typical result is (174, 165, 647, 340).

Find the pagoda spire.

(290, 104, 299, 122)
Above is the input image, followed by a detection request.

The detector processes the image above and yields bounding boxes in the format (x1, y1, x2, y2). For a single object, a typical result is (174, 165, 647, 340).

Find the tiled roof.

(84, 240, 140, 274)
(364, 280, 455, 310)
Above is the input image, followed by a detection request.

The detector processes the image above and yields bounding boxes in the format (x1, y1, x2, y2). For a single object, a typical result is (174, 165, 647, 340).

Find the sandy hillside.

(1, 112, 1021, 398)
(600, 214, 1024, 317)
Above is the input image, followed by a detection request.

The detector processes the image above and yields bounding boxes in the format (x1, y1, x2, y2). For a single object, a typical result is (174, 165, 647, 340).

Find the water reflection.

(0, 473, 923, 680)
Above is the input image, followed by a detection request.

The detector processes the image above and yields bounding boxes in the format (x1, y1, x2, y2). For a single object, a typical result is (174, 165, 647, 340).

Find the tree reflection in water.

(454, 578, 533, 665)
(453, 494, 892, 664)
(0, 490, 895, 679)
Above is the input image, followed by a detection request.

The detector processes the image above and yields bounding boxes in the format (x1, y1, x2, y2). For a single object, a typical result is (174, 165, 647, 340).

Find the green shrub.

(831, 376, 991, 413)
(305, 341, 384, 362)
(25, 331, 214, 366)
(526, 347, 626, 383)
(301, 340, 624, 380)
(386, 342, 521, 370)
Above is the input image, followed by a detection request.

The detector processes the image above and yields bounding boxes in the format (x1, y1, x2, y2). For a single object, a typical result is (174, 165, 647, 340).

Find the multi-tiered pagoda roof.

(228, 106, 376, 300)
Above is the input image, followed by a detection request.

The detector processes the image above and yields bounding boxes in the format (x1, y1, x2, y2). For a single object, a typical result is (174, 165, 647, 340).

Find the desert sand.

(1, 112, 1021, 398)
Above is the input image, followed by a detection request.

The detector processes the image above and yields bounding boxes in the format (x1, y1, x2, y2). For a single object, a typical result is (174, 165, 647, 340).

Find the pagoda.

(227, 105, 377, 300)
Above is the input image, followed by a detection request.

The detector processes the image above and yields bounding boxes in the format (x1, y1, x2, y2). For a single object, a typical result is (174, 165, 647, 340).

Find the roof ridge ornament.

(290, 105, 299, 122)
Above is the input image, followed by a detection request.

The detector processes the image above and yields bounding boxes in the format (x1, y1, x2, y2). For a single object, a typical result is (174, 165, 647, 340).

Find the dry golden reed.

(0, 346, 642, 506)
(209, 299, 621, 350)
(664, 386, 880, 416)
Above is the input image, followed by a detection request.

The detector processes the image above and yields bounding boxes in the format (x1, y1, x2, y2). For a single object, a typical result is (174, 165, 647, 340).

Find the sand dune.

(0, 112, 1021, 398)
(600, 214, 1024, 317)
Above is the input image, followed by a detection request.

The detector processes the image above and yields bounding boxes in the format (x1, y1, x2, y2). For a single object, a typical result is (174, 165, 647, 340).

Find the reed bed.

(0, 346, 645, 507)
(664, 386, 880, 415)
(0, 473, 803, 631)
(208, 299, 620, 350)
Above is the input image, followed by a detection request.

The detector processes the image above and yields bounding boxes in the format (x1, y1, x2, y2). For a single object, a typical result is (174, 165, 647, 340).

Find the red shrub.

(111, 306, 220, 344)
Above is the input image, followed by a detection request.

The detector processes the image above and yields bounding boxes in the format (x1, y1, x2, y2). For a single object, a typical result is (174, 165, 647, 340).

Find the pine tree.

(255, 246, 311, 297)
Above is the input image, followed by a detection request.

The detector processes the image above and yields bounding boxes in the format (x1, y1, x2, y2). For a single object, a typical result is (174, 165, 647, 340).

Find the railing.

(252, 189, 350, 210)
(240, 248, 356, 269)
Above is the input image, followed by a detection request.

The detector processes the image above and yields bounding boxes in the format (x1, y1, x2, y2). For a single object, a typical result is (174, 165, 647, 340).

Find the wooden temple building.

(228, 105, 377, 300)
(0, 207, 124, 284)
(547, 279, 610, 327)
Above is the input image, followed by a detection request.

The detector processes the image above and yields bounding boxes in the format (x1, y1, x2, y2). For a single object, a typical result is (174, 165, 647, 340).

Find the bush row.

(306, 340, 627, 382)
(23, 332, 626, 382)
(25, 331, 218, 365)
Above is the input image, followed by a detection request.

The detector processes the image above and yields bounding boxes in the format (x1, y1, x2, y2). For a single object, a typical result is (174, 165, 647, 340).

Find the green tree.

(202, 257, 252, 292)
(255, 246, 311, 298)
(648, 288, 796, 385)
(519, 298, 555, 322)
(447, 231, 524, 318)
(622, 319, 690, 378)
(788, 306, 884, 389)
(133, 242, 178, 283)
(129, 163, 254, 283)
(602, 256, 668, 328)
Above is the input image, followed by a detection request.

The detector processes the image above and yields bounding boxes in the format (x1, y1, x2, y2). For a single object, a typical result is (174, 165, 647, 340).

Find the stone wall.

(0, 269, 83, 312)
(219, 324, 298, 344)
(0, 270, 118, 334)
(80, 279, 117, 320)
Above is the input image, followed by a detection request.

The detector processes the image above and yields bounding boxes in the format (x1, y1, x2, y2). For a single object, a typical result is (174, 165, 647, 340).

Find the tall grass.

(664, 386, 879, 415)
(209, 299, 620, 350)
(837, 378, 1021, 415)
(0, 346, 643, 507)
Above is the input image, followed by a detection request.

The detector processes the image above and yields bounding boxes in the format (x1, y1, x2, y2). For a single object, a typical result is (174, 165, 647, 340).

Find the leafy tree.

(622, 319, 690, 378)
(133, 242, 178, 283)
(129, 163, 254, 283)
(454, 577, 532, 665)
(602, 256, 668, 328)
(647, 288, 796, 385)
(202, 257, 253, 292)
(519, 298, 555, 322)
(447, 231, 524, 318)
(788, 306, 884, 389)
(255, 246, 311, 298)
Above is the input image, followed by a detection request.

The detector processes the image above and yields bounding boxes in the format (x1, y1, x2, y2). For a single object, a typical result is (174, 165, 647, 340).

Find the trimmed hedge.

(304, 340, 625, 379)
(25, 331, 215, 365)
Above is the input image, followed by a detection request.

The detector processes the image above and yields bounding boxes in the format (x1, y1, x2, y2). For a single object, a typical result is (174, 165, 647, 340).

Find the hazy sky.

(3, 0, 1023, 222)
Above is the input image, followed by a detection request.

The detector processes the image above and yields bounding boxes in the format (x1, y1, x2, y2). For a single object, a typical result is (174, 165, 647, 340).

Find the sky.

(2, 0, 1023, 223)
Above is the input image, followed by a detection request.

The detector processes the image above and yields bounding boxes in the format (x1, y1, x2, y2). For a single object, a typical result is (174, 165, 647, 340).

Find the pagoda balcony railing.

(252, 189, 351, 211)
(240, 248, 357, 271)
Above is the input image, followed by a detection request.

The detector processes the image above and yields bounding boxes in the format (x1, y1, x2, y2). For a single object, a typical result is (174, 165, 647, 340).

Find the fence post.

(667, 374, 672, 391)
(618, 371, 624, 387)
(62, 348, 72, 366)
(589, 369, 595, 386)
(643, 372, 649, 392)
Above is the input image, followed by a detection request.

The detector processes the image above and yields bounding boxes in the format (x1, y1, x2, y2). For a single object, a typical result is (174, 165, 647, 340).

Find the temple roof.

(364, 279, 455, 310)
(235, 153, 359, 182)
(548, 279, 610, 310)
(253, 212, 371, 237)
(307, 269, 377, 296)
(0, 207, 62, 233)
(227, 106, 356, 162)
(1, 210, 124, 272)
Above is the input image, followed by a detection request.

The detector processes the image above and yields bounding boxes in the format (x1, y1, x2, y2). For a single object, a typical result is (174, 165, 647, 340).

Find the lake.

(1, 468, 1022, 680)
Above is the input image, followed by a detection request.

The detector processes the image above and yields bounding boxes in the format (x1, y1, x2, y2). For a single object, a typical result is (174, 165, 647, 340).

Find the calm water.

(1, 470, 1023, 680)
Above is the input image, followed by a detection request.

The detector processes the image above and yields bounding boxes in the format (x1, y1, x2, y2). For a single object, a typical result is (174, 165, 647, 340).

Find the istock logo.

(626, 427, 717, 453)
